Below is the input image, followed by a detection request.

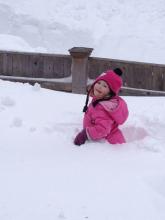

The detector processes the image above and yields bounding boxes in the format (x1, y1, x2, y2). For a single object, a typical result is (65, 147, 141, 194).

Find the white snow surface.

(0, 80, 165, 220)
(0, 0, 165, 64)
(1, 1, 165, 219)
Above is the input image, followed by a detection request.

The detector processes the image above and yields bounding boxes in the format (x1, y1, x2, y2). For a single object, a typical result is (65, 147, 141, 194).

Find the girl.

(74, 68, 129, 146)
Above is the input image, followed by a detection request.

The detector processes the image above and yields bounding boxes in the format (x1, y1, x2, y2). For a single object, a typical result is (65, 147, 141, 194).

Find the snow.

(0, 0, 165, 64)
(0, 0, 165, 219)
(0, 80, 165, 220)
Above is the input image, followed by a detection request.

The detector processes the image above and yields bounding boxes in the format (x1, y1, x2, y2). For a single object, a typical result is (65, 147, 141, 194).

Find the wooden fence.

(0, 47, 165, 96)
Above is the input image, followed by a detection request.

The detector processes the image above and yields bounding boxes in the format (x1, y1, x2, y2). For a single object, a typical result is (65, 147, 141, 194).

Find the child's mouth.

(96, 89, 101, 94)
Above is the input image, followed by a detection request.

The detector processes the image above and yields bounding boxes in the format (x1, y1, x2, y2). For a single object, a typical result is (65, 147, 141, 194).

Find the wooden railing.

(0, 47, 165, 96)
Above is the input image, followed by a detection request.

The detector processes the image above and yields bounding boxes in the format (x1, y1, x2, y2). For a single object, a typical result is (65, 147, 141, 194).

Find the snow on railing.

(1, 74, 165, 96)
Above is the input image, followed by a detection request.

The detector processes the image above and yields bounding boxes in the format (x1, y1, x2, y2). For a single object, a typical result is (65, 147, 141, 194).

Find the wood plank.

(3, 53, 13, 75)
(63, 56, 72, 77)
(52, 57, 64, 78)
(43, 56, 54, 78)
(12, 54, 22, 76)
(0, 53, 3, 73)
(160, 67, 165, 91)
(152, 66, 164, 91)
(30, 54, 43, 78)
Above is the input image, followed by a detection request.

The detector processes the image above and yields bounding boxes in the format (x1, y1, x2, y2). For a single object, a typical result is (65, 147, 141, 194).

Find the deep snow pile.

(0, 79, 165, 220)
(0, 0, 165, 63)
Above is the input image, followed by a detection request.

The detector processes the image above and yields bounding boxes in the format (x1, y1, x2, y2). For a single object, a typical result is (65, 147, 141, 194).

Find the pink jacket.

(83, 96, 129, 144)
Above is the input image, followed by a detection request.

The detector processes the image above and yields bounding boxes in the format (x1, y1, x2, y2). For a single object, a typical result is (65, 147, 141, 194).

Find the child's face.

(93, 80, 110, 99)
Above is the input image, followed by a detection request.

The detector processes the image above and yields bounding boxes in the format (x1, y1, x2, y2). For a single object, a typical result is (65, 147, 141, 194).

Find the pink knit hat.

(92, 69, 123, 94)
(83, 68, 123, 112)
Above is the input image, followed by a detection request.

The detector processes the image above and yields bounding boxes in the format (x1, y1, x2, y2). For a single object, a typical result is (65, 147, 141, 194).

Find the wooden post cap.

(68, 47, 93, 58)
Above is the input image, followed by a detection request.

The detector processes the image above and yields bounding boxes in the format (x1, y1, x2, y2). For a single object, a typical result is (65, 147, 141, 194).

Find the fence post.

(69, 47, 93, 94)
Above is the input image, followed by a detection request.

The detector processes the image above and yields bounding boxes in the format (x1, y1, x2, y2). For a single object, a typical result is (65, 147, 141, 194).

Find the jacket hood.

(99, 97, 129, 125)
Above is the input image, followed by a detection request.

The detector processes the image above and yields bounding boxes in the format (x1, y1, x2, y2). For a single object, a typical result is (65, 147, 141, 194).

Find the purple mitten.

(74, 129, 88, 146)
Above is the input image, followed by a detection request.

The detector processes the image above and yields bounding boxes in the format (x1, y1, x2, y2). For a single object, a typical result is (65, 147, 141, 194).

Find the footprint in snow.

(1, 96, 15, 107)
(29, 126, 37, 132)
(58, 211, 66, 219)
(11, 117, 23, 127)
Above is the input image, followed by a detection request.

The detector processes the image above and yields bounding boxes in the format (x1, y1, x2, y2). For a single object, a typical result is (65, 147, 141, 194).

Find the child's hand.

(74, 129, 88, 146)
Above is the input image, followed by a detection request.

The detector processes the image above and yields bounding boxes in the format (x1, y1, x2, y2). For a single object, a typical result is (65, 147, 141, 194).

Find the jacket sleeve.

(83, 111, 93, 128)
(86, 110, 114, 140)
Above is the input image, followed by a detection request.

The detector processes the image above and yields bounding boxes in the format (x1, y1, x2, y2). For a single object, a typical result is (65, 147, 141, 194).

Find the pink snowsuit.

(83, 96, 128, 144)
